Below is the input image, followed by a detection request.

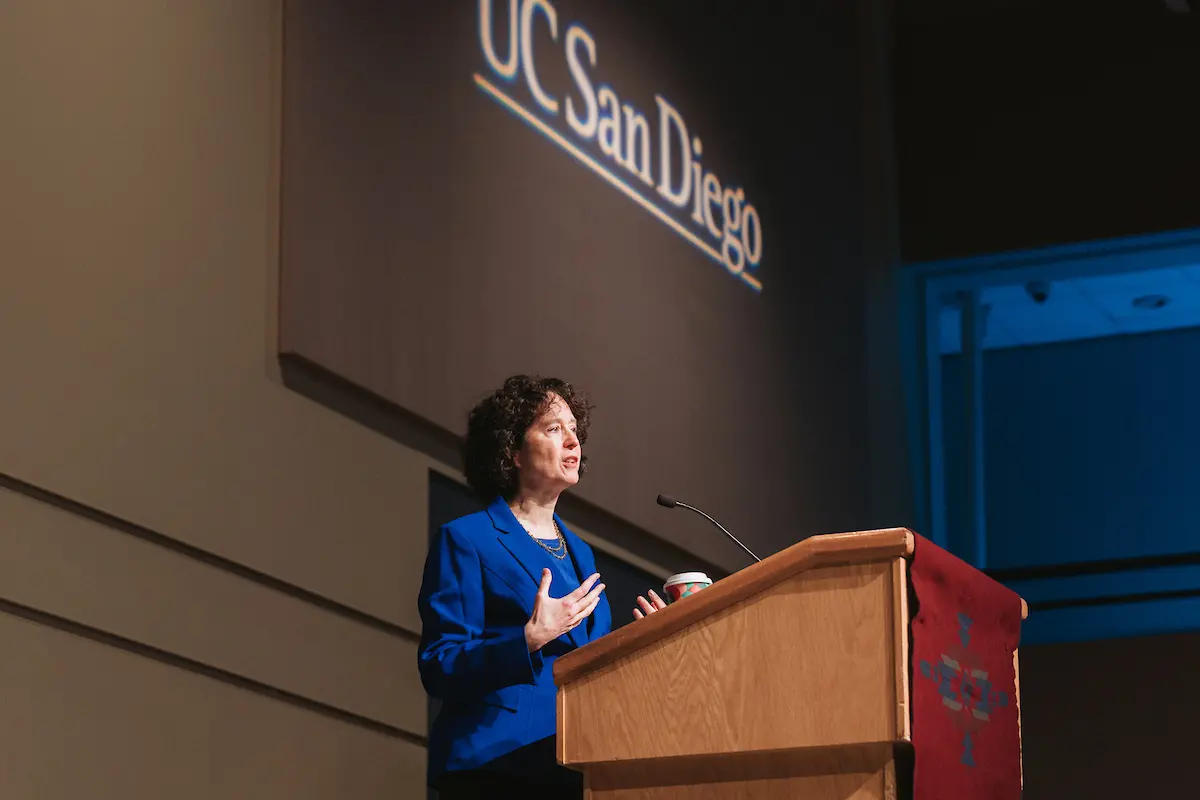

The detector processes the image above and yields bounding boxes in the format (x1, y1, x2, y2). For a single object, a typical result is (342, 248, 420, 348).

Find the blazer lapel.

(487, 496, 601, 650)
(557, 515, 608, 648)
(488, 496, 549, 599)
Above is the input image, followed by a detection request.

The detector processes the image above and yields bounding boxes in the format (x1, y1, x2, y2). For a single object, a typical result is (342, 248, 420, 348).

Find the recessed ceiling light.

(1132, 294, 1170, 310)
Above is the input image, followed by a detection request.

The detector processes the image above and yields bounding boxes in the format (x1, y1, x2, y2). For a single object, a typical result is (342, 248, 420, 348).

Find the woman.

(417, 375, 667, 797)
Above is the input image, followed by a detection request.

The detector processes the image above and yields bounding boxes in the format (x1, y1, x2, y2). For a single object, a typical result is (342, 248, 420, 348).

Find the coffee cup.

(663, 572, 713, 603)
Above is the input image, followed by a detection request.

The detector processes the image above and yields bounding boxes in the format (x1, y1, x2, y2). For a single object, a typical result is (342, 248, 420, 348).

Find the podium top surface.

(554, 527, 917, 686)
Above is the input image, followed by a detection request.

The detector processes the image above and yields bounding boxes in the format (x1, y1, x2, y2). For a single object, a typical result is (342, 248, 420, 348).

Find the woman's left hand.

(632, 589, 667, 620)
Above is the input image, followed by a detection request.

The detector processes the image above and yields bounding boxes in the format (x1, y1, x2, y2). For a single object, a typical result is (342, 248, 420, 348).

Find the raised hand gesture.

(632, 589, 667, 620)
(524, 569, 605, 652)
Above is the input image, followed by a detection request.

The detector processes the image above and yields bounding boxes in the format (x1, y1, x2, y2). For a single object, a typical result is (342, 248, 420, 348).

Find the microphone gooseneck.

(656, 494, 761, 563)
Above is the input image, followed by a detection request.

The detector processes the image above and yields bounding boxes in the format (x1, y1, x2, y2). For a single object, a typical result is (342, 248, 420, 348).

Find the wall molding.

(0, 471, 417, 642)
(0, 596, 425, 746)
(991, 552, 1200, 644)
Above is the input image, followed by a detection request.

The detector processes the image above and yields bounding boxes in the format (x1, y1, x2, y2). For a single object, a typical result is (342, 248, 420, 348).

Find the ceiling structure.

(938, 264, 1200, 354)
(902, 0, 1199, 354)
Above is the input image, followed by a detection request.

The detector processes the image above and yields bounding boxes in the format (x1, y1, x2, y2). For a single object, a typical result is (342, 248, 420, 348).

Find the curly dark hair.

(462, 374, 594, 501)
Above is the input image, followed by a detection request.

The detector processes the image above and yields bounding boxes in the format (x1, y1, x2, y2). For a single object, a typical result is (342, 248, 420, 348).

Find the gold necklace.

(527, 520, 569, 560)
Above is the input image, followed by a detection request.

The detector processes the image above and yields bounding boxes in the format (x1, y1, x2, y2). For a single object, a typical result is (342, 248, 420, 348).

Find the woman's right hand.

(524, 569, 605, 652)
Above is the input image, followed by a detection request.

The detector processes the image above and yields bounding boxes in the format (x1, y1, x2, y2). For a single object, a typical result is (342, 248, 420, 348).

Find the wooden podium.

(552, 528, 1025, 799)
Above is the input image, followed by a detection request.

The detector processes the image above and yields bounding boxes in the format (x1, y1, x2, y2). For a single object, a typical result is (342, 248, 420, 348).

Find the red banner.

(910, 535, 1024, 800)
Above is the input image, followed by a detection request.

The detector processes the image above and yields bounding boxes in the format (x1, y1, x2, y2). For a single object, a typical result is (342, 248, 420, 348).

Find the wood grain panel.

(584, 744, 896, 800)
(891, 558, 911, 741)
(0, 611, 425, 799)
(561, 562, 900, 764)
(556, 528, 914, 686)
(0, 485, 425, 735)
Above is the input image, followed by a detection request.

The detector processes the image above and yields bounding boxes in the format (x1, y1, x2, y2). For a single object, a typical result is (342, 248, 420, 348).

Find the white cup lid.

(664, 572, 711, 586)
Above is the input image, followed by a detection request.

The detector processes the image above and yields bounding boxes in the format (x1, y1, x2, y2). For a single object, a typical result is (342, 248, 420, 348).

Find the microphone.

(656, 494, 761, 563)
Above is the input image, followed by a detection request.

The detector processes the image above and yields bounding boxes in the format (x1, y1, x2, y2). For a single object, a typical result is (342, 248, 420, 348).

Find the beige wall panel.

(0, 0, 429, 629)
(0, 611, 426, 799)
(0, 486, 426, 736)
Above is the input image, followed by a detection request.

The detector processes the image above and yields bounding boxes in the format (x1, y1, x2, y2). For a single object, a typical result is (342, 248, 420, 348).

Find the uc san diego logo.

(474, 0, 765, 293)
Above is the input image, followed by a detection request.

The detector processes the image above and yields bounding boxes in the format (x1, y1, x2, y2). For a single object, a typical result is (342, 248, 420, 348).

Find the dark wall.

(1020, 630, 1199, 799)
(896, 0, 1200, 262)
(278, 0, 881, 571)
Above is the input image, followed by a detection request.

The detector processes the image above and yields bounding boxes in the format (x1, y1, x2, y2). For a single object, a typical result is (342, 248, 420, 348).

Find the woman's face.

(515, 393, 581, 496)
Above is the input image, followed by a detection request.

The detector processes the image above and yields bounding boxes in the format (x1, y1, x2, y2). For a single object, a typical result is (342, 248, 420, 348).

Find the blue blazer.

(417, 495, 613, 785)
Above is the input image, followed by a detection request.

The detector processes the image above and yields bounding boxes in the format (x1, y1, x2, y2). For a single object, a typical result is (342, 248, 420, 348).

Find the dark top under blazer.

(417, 495, 613, 786)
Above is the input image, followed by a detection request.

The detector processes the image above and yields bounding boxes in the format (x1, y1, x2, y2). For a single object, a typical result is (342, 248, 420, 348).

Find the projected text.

(476, 0, 764, 292)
